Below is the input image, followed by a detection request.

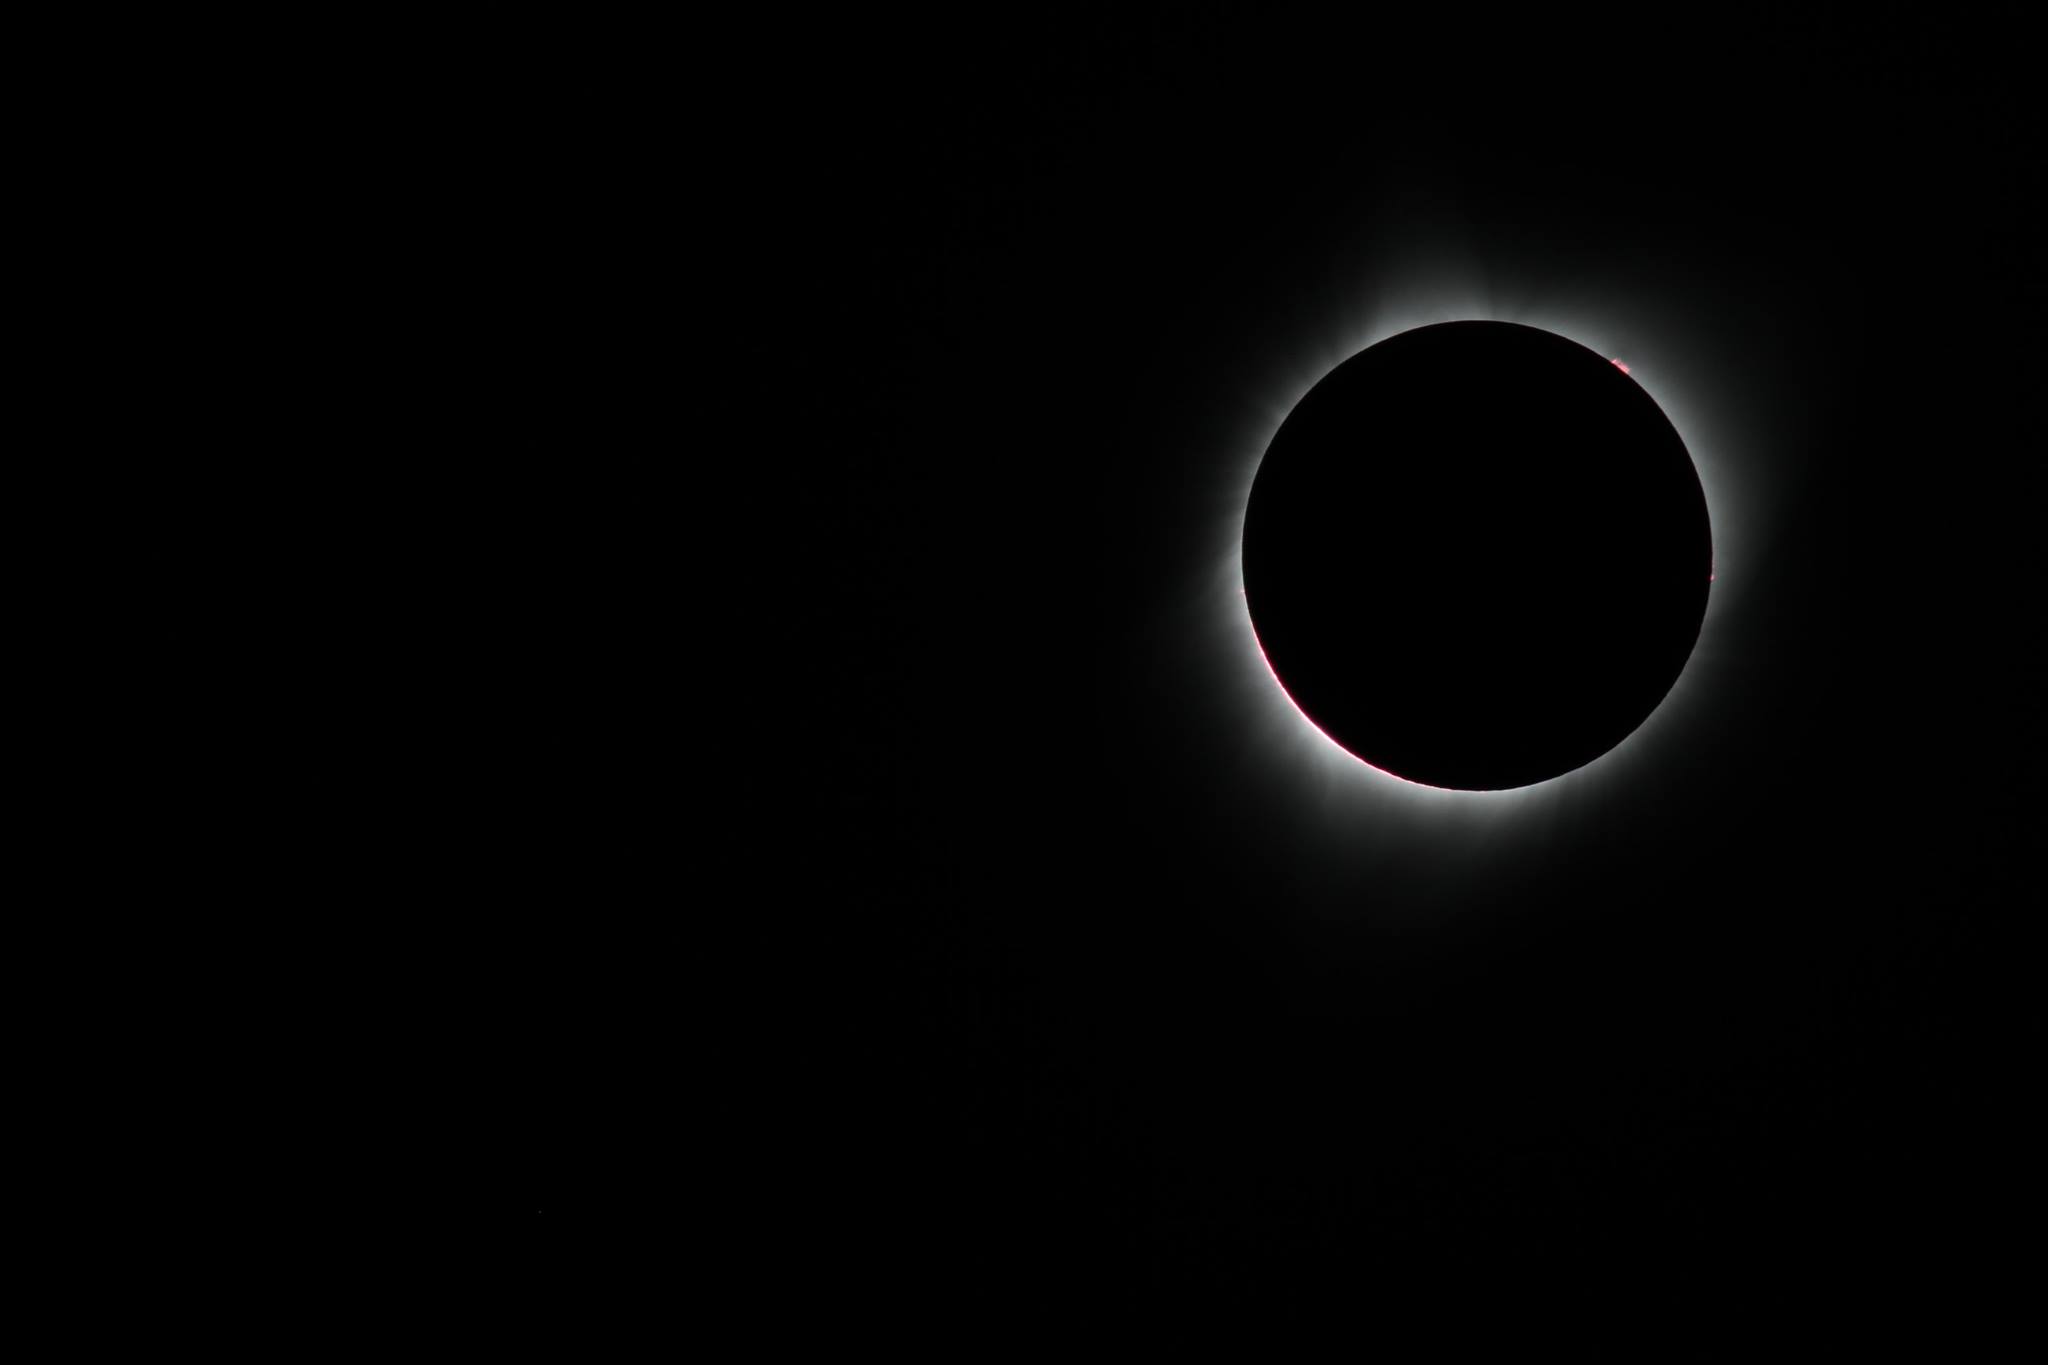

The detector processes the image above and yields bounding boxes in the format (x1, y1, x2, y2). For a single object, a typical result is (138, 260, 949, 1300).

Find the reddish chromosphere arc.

(1611, 358, 1630, 374)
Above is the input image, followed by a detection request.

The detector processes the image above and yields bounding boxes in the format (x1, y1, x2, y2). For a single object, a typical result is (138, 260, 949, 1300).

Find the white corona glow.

(1231, 321, 1720, 800)
(1181, 234, 1778, 860)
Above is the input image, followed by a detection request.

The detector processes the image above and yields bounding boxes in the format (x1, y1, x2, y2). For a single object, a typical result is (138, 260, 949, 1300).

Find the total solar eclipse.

(1241, 321, 1712, 791)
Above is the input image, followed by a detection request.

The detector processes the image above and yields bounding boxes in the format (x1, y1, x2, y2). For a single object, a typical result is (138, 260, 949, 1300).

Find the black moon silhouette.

(1241, 321, 1712, 791)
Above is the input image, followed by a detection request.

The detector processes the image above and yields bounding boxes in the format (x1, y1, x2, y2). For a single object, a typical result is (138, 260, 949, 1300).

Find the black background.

(564, 8, 2038, 1343)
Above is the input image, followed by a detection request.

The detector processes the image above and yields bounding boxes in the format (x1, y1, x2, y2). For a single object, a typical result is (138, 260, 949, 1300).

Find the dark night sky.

(563, 8, 2038, 1343)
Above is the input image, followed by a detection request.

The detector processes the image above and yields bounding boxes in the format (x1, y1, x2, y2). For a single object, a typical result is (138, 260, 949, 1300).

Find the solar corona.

(1239, 321, 1713, 792)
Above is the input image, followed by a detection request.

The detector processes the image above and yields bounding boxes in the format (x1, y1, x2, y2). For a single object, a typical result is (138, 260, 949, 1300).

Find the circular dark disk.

(1241, 321, 1712, 791)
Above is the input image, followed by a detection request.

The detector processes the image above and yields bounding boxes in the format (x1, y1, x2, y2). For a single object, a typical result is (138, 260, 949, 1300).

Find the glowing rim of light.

(1211, 305, 1746, 821)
